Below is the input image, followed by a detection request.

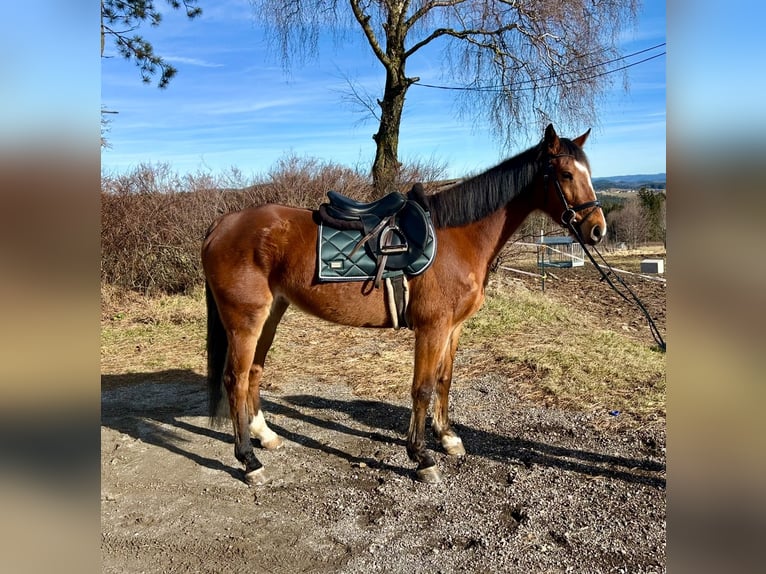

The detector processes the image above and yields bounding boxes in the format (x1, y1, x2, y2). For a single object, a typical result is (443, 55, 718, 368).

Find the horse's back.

(205, 203, 311, 243)
(204, 204, 313, 267)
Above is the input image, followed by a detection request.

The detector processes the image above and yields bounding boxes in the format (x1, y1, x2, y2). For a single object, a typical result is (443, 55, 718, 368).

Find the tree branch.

(349, 0, 389, 67)
(101, 0, 201, 88)
(404, 0, 468, 32)
(336, 72, 381, 124)
(406, 23, 519, 59)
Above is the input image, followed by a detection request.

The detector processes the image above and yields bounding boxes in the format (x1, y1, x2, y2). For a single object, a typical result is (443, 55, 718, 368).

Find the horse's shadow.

(279, 394, 665, 488)
(101, 370, 665, 488)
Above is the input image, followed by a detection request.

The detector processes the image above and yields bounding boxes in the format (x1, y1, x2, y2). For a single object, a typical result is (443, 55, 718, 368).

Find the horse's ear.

(544, 124, 560, 154)
(572, 128, 591, 148)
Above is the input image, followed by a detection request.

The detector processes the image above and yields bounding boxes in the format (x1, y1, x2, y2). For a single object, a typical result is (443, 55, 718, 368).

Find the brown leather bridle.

(544, 153, 601, 229)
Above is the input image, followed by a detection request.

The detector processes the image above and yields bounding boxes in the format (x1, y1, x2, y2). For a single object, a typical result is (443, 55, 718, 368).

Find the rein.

(546, 154, 667, 352)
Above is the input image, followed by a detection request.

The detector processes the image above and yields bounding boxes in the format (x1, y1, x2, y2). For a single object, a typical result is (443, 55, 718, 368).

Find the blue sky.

(100, 0, 666, 180)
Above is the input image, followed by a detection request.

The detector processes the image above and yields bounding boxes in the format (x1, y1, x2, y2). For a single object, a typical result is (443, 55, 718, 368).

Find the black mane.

(422, 137, 588, 228)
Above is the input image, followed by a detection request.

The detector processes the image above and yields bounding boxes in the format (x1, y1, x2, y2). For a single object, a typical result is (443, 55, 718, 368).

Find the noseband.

(544, 153, 601, 229)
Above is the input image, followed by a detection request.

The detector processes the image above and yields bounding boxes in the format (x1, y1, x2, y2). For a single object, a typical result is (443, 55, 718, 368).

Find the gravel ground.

(101, 371, 665, 573)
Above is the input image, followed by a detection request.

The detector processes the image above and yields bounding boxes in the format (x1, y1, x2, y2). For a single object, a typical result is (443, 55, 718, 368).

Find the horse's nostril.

(591, 225, 604, 243)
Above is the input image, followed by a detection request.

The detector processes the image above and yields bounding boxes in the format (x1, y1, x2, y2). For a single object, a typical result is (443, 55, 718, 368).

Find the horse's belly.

(281, 282, 393, 328)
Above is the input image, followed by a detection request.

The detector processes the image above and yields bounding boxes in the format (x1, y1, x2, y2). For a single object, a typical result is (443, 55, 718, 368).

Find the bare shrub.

(101, 190, 205, 294)
(397, 155, 449, 191)
(101, 163, 260, 294)
(101, 162, 182, 195)
(263, 152, 372, 207)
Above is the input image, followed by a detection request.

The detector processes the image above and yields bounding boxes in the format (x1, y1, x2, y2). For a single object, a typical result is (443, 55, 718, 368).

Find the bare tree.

(608, 196, 648, 248)
(252, 0, 638, 194)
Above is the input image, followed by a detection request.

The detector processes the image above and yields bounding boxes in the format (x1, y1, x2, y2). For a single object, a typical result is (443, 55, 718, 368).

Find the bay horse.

(202, 124, 606, 485)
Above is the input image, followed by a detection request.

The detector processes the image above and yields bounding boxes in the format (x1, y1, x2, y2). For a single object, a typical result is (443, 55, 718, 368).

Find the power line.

(413, 43, 666, 93)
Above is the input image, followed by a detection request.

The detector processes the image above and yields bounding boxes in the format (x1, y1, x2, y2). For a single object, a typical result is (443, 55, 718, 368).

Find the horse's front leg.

(432, 325, 466, 456)
(407, 328, 451, 483)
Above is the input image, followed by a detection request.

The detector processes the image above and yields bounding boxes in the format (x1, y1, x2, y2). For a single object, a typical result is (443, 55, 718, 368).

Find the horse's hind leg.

(222, 299, 272, 485)
(247, 297, 289, 450)
(432, 325, 466, 456)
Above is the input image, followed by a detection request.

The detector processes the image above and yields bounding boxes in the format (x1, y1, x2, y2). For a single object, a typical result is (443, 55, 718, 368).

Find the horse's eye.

(562, 171, 573, 180)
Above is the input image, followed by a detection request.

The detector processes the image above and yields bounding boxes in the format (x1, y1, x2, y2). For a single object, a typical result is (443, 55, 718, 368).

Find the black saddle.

(325, 190, 406, 217)
(317, 186, 434, 287)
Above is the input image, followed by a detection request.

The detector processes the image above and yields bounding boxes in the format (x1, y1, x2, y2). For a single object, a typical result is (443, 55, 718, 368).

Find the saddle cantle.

(315, 186, 437, 289)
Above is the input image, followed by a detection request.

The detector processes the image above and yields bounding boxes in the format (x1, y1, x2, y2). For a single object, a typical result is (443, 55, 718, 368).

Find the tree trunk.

(370, 2, 416, 196)
(372, 70, 408, 195)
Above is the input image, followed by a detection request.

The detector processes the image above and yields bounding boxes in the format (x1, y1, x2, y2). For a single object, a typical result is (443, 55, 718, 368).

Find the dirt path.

(101, 369, 665, 573)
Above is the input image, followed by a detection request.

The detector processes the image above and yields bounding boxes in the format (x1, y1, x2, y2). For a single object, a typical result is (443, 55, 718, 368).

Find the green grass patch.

(101, 320, 207, 375)
(465, 283, 572, 336)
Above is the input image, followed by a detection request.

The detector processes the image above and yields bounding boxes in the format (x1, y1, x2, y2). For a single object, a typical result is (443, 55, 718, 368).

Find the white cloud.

(164, 56, 224, 68)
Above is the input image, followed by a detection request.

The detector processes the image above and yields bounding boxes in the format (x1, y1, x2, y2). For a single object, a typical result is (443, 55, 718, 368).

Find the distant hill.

(592, 173, 666, 191)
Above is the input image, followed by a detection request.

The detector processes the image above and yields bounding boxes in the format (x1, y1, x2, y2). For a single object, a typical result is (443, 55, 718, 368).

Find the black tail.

(206, 281, 228, 424)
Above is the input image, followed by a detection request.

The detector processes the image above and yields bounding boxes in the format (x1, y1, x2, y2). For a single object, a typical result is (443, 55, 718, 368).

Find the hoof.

(442, 435, 466, 456)
(260, 435, 283, 450)
(415, 465, 442, 484)
(244, 467, 271, 486)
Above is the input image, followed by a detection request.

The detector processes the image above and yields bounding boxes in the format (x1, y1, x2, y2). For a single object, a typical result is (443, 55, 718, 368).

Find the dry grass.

(101, 274, 665, 424)
(462, 277, 665, 421)
(101, 284, 208, 376)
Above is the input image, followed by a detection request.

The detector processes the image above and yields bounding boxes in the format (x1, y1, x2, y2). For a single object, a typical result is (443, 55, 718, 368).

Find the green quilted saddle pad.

(317, 223, 436, 282)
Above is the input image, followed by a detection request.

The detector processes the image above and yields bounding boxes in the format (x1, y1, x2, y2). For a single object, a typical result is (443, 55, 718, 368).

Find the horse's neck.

(458, 191, 535, 266)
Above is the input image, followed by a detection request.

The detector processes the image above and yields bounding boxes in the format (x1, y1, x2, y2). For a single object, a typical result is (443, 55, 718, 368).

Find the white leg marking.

(433, 407, 466, 455)
(249, 410, 283, 450)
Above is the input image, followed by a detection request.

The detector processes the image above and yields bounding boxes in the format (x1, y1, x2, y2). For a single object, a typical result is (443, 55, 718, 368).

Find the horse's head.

(538, 124, 607, 245)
